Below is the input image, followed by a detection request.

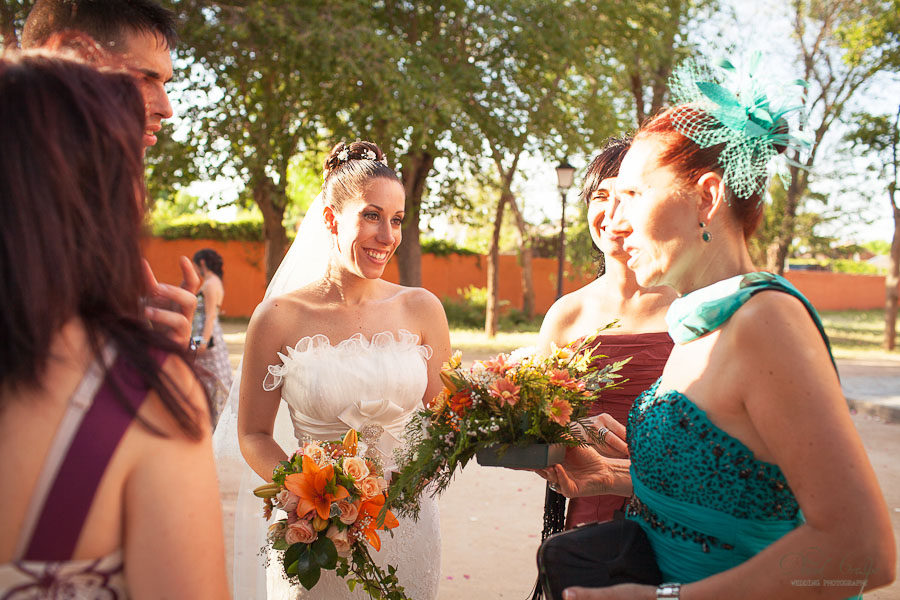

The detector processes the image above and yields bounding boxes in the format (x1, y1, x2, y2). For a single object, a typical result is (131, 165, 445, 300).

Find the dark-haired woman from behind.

(192, 248, 233, 424)
(0, 52, 228, 598)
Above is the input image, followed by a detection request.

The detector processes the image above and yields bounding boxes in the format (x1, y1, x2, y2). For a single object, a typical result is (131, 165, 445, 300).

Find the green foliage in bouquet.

(384, 325, 629, 520)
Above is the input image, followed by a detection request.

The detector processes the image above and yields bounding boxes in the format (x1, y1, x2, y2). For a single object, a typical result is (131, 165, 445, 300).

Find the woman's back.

(0, 321, 228, 598)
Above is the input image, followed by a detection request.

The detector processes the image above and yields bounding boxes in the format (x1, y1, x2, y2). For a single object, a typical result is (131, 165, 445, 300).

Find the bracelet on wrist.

(656, 582, 681, 599)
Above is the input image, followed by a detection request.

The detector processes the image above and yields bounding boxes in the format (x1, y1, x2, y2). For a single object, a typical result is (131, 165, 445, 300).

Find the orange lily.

(481, 353, 509, 375)
(284, 455, 349, 520)
(357, 494, 399, 552)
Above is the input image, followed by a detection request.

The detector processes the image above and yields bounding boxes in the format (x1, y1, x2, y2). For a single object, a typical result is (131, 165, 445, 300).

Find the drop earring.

(699, 222, 711, 243)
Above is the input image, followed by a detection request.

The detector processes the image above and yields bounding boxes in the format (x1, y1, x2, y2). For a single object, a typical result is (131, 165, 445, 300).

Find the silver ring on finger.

(548, 483, 559, 492)
(598, 427, 610, 444)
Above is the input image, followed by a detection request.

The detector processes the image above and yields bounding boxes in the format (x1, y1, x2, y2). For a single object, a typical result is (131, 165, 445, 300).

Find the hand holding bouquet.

(254, 429, 409, 599)
(386, 326, 628, 519)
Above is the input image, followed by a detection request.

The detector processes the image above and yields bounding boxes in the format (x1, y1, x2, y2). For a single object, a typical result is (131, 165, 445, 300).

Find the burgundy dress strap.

(22, 349, 162, 561)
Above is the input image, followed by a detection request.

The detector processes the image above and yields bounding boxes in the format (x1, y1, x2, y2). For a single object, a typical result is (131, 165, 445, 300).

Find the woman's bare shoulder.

(388, 282, 441, 308)
(539, 285, 595, 348)
(388, 284, 447, 334)
(250, 287, 321, 327)
(724, 289, 833, 376)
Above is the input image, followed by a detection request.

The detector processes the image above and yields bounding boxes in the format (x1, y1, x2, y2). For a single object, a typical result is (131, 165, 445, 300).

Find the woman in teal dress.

(538, 57, 895, 599)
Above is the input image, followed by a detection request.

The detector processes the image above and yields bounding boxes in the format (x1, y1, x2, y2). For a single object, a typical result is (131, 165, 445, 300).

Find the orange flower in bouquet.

(284, 455, 350, 520)
(357, 494, 400, 551)
(254, 430, 408, 599)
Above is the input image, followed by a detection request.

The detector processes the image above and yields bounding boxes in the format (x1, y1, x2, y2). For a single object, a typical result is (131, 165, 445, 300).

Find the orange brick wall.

(782, 271, 895, 311)
(142, 238, 896, 318)
(382, 254, 591, 313)
(141, 238, 268, 319)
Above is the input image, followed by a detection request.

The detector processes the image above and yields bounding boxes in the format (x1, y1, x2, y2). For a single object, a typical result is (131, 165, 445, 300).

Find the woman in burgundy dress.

(537, 137, 675, 528)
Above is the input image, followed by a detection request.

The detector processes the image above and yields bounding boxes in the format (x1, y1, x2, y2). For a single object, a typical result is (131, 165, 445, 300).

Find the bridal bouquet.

(254, 430, 409, 599)
(386, 327, 628, 519)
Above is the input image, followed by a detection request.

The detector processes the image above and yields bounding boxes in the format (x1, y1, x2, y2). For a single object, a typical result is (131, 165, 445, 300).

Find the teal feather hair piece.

(667, 52, 812, 201)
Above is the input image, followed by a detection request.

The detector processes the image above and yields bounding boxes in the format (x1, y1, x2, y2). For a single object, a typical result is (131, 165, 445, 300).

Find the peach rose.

(357, 476, 382, 499)
(343, 456, 370, 482)
(275, 489, 299, 513)
(337, 500, 360, 525)
(326, 525, 352, 558)
(303, 443, 328, 466)
(285, 520, 317, 545)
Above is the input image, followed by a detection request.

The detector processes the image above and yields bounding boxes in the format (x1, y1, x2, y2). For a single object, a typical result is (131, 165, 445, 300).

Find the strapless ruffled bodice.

(263, 330, 432, 462)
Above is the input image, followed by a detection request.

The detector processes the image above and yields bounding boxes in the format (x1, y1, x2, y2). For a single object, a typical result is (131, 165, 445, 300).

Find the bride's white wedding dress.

(261, 330, 441, 600)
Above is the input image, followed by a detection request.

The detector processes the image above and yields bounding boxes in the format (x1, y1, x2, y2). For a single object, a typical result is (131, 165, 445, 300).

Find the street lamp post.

(555, 158, 576, 299)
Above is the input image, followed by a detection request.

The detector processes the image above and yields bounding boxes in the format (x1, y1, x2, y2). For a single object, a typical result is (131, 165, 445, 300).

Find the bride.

(215, 140, 450, 599)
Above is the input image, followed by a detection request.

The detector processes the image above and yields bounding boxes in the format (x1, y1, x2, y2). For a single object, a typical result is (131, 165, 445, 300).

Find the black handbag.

(536, 515, 662, 600)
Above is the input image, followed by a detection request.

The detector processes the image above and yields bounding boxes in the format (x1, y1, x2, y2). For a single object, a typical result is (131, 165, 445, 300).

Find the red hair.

(635, 106, 764, 239)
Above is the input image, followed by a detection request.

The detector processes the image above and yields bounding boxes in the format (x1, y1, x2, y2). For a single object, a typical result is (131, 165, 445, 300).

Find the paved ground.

(220, 323, 900, 599)
(840, 357, 900, 424)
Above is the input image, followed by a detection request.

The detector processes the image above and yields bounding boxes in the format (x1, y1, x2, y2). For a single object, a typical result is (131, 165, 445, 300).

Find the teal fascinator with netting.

(667, 52, 812, 201)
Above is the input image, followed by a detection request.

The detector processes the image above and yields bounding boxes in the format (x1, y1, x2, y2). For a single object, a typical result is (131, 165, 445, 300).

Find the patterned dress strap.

(11, 346, 114, 560)
(21, 348, 160, 561)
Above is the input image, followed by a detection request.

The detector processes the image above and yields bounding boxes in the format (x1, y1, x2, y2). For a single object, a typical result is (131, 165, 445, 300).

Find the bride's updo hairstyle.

(634, 106, 789, 240)
(322, 140, 400, 212)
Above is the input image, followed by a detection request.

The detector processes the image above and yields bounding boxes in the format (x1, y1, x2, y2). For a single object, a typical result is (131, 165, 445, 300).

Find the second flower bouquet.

(386, 326, 629, 519)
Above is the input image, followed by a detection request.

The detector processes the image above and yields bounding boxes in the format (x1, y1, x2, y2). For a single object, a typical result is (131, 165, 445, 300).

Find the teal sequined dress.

(625, 272, 834, 584)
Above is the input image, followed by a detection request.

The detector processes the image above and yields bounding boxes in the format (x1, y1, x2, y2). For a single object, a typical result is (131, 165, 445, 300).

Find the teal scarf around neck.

(665, 271, 835, 370)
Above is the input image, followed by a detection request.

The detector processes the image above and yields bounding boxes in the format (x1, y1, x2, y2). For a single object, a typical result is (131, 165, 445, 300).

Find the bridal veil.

(211, 193, 330, 597)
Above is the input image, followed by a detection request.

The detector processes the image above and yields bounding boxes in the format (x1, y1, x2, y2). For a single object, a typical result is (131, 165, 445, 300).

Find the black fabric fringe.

(529, 484, 567, 600)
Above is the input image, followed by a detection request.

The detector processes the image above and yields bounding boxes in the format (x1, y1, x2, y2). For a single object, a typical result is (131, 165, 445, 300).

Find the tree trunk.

(0, 3, 19, 50)
(770, 165, 804, 274)
(397, 150, 434, 287)
(485, 192, 509, 338)
(885, 191, 899, 350)
(507, 196, 535, 317)
(255, 180, 289, 284)
(629, 69, 645, 126)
